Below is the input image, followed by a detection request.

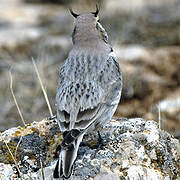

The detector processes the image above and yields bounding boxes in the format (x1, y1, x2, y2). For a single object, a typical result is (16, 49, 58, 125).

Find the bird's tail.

(54, 133, 84, 179)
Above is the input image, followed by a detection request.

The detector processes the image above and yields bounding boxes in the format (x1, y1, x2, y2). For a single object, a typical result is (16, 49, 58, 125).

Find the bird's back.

(56, 50, 122, 131)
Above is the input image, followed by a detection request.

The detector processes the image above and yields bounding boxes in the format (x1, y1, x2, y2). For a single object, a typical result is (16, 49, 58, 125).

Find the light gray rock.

(0, 118, 179, 179)
(0, 0, 180, 137)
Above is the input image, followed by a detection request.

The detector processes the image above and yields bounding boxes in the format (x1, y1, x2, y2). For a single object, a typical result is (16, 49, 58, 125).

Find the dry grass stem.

(27, 171, 33, 180)
(9, 70, 26, 126)
(158, 105, 161, 129)
(15, 136, 22, 160)
(40, 159, 45, 180)
(32, 58, 53, 117)
(0, 133, 23, 180)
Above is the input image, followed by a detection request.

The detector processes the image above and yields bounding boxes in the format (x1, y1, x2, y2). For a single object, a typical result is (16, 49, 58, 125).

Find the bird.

(54, 6, 122, 179)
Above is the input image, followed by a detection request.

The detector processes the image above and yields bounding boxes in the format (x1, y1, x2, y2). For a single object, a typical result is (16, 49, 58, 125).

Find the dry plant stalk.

(15, 136, 22, 160)
(32, 58, 53, 117)
(0, 133, 23, 180)
(9, 71, 26, 126)
(40, 159, 45, 180)
(158, 105, 161, 129)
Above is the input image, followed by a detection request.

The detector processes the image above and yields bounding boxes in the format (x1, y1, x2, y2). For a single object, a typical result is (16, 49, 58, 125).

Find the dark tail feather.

(61, 147, 75, 178)
(54, 154, 73, 179)
(54, 134, 84, 179)
(53, 159, 60, 178)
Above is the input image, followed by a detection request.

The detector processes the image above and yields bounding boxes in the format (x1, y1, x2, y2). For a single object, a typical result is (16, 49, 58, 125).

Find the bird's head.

(70, 5, 99, 27)
(70, 6, 109, 47)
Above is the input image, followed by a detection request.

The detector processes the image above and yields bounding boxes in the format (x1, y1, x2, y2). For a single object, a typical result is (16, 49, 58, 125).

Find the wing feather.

(56, 53, 122, 131)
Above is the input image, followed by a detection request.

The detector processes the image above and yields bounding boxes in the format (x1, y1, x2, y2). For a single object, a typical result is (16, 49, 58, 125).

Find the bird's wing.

(56, 53, 122, 132)
(56, 79, 104, 131)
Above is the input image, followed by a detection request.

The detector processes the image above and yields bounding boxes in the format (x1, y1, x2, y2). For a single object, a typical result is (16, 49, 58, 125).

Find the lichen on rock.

(0, 118, 179, 179)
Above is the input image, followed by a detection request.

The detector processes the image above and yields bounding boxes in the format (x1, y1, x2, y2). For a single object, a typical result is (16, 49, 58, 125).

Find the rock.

(0, 26, 43, 54)
(117, 46, 180, 101)
(114, 46, 180, 137)
(103, 0, 180, 47)
(0, 118, 179, 179)
(158, 93, 180, 115)
(0, 0, 180, 147)
(154, 89, 180, 139)
(114, 45, 150, 61)
(24, 0, 73, 4)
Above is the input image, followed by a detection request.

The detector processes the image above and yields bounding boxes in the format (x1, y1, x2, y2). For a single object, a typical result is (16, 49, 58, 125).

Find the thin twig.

(32, 58, 53, 117)
(9, 70, 26, 126)
(0, 133, 23, 180)
(15, 136, 22, 160)
(40, 159, 45, 180)
(158, 105, 161, 129)
(27, 171, 33, 180)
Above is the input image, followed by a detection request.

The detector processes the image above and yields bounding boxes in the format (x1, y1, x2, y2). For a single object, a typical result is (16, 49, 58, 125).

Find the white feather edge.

(60, 133, 84, 176)
(109, 51, 116, 58)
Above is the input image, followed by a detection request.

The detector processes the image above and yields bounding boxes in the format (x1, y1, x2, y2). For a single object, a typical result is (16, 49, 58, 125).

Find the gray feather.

(55, 12, 122, 179)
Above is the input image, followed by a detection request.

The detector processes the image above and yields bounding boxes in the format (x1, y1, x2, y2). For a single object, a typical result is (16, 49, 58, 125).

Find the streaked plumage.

(54, 8, 122, 179)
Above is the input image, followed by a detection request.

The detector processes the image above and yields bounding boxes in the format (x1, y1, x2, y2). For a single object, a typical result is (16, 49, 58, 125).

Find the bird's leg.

(89, 131, 106, 159)
(96, 131, 106, 149)
(90, 131, 106, 150)
(97, 131, 104, 146)
(47, 115, 57, 120)
(54, 145, 61, 158)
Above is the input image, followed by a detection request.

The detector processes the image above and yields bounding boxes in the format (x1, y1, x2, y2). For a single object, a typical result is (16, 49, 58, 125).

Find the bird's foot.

(90, 131, 106, 158)
(47, 115, 57, 120)
(97, 131, 105, 147)
(92, 131, 106, 149)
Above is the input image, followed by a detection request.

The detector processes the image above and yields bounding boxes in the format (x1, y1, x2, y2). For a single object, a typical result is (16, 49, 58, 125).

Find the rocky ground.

(0, 0, 180, 139)
(0, 118, 179, 179)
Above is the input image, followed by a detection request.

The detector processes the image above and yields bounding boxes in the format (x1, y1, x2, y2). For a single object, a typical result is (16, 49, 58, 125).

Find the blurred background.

(0, 0, 179, 139)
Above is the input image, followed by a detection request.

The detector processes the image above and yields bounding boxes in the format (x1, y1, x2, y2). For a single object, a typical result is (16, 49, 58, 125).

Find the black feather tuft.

(92, 4, 99, 17)
(69, 9, 79, 18)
